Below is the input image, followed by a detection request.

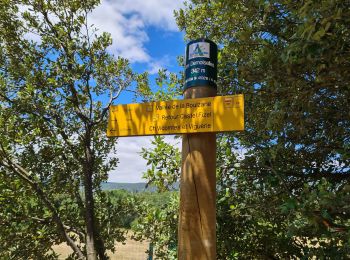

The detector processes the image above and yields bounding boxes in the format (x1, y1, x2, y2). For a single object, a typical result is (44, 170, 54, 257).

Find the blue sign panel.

(185, 39, 218, 90)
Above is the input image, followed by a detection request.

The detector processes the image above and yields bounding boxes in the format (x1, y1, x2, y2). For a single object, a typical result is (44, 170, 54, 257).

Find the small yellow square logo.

(224, 97, 233, 108)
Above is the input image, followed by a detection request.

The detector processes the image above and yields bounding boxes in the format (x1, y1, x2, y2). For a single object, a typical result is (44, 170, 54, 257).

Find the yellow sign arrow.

(107, 94, 244, 137)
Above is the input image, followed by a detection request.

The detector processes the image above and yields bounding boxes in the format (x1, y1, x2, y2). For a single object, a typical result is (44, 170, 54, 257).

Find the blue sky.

(88, 0, 185, 183)
(117, 27, 185, 105)
(89, 0, 184, 70)
(87, 0, 185, 105)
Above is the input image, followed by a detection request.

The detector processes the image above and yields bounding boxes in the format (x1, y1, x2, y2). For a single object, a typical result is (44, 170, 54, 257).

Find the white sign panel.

(188, 42, 210, 60)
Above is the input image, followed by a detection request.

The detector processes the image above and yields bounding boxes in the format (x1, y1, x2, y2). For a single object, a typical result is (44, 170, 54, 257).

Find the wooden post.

(178, 39, 217, 260)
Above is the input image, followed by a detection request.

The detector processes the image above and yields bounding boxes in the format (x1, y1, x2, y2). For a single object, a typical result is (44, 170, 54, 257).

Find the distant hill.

(101, 182, 156, 192)
(101, 182, 179, 192)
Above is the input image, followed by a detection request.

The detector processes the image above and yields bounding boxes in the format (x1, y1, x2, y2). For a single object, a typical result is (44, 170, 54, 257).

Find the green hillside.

(101, 182, 179, 192)
(101, 182, 156, 192)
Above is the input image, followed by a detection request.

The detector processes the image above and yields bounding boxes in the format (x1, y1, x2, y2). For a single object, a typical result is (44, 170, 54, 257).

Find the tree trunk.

(83, 127, 107, 260)
(84, 170, 97, 259)
(83, 127, 98, 260)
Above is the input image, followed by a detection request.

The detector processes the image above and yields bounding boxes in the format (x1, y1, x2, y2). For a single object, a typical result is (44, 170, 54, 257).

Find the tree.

(174, 0, 350, 258)
(132, 191, 179, 259)
(0, 0, 147, 259)
(141, 136, 181, 192)
(136, 0, 350, 259)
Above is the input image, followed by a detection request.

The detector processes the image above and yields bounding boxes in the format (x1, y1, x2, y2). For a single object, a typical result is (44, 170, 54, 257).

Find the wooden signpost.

(179, 39, 217, 260)
(107, 39, 244, 260)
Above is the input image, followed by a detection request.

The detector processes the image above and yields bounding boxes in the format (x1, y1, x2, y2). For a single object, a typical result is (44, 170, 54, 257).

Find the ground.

(52, 234, 149, 260)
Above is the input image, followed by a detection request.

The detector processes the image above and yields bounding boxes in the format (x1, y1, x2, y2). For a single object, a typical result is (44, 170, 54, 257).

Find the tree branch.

(0, 145, 85, 259)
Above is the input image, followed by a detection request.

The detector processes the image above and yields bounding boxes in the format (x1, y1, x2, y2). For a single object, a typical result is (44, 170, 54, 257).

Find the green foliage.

(133, 136, 180, 258)
(0, 0, 147, 258)
(0, 175, 59, 259)
(141, 136, 181, 192)
(102, 189, 178, 258)
(101, 190, 139, 230)
(135, 69, 183, 102)
(132, 192, 179, 259)
(135, 1, 350, 259)
(174, 0, 350, 258)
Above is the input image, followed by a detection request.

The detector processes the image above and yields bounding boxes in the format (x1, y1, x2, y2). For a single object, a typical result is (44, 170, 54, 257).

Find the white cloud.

(18, 0, 183, 64)
(89, 2, 149, 62)
(114, 0, 182, 30)
(147, 55, 172, 74)
(109, 135, 181, 183)
(89, 0, 184, 63)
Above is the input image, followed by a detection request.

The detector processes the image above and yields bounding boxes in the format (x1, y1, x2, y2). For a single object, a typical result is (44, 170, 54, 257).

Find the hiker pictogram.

(194, 44, 204, 56)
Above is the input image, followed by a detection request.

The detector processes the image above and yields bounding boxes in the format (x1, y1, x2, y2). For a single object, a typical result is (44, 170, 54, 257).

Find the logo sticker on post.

(185, 39, 218, 90)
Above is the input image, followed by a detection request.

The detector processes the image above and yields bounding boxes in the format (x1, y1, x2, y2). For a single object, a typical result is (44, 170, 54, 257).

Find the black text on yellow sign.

(107, 95, 244, 137)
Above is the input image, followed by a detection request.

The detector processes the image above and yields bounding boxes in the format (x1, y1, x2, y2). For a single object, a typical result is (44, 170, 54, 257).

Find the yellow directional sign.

(107, 95, 244, 137)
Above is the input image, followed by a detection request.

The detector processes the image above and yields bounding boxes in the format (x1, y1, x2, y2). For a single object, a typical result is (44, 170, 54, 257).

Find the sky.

(88, 0, 185, 183)
(89, 0, 185, 70)
(110, 135, 181, 183)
